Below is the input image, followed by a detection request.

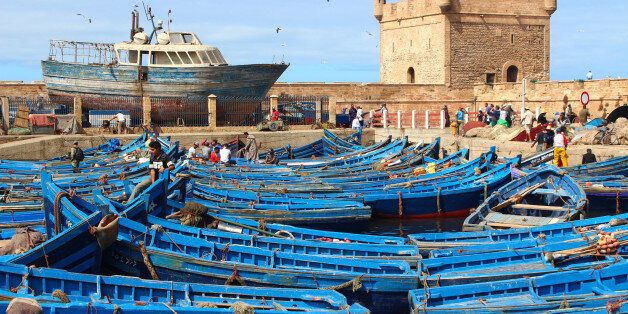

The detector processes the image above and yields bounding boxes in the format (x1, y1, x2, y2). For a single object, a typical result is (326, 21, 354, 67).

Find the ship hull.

(42, 60, 288, 99)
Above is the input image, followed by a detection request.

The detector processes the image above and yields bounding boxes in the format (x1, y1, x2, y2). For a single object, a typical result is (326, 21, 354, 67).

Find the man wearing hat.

(521, 107, 535, 141)
(187, 142, 200, 159)
(129, 140, 174, 201)
(68, 141, 84, 173)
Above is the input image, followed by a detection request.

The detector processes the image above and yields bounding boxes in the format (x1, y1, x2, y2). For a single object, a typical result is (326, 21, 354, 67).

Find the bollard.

(425, 110, 430, 129)
(208, 94, 217, 129)
(383, 111, 388, 129)
(411, 110, 416, 129)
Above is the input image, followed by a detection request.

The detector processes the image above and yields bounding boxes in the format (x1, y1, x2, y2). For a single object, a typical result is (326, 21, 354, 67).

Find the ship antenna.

(167, 9, 173, 33)
(141, 1, 161, 43)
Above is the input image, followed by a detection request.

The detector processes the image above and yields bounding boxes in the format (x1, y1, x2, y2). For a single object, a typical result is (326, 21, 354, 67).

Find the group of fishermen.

(185, 132, 278, 166)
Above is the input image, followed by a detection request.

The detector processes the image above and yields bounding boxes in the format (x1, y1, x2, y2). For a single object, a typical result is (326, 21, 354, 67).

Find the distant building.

(374, 0, 556, 87)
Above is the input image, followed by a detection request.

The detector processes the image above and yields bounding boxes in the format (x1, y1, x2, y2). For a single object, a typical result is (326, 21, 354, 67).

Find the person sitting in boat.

(210, 146, 220, 164)
(128, 141, 174, 201)
(187, 142, 200, 159)
(581, 149, 597, 164)
(220, 145, 235, 165)
(200, 140, 211, 159)
(264, 149, 279, 165)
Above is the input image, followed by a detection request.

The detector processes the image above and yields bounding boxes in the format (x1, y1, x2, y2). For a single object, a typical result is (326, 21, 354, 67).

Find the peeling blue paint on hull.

(42, 60, 288, 98)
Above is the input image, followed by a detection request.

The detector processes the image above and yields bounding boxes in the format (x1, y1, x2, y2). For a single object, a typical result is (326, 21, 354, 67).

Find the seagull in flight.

(276, 27, 283, 34)
(76, 13, 92, 23)
(365, 31, 373, 36)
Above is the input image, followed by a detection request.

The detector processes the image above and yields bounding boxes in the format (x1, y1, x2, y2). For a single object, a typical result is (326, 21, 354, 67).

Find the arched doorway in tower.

(407, 67, 415, 83)
(506, 65, 519, 82)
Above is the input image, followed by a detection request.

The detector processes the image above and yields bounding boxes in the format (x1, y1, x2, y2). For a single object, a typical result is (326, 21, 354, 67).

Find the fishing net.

(231, 301, 254, 314)
(179, 202, 210, 227)
(0, 228, 46, 256)
(5, 298, 43, 314)
(89, 214, 119, 249)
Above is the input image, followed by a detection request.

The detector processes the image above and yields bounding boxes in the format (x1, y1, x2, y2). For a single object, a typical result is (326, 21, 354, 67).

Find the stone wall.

(0, 129, 366, 160)
(0, 82, 47, 98)
(375, 128, 626, 167)
(2, 79, 626, 121)
(474, 79, 628, 118)
(374, 0, 554, 87)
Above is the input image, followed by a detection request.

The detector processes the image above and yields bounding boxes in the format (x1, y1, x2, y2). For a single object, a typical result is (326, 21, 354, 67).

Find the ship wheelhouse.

(114, 32, 228, 68)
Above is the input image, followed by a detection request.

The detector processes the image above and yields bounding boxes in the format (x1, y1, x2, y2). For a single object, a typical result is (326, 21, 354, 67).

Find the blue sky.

(0, 0, 625, 82)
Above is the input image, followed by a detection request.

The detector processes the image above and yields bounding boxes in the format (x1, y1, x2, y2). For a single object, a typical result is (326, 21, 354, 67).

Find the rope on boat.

(231, 301, 254, 313)
(88, 214, 119, 250)
(607, 299, 626, 313)
(138, 241, 160, 280)
(225, 264, 246, 286)
(436, 188, 442, 215)
(617, 191, 621, 214)
(275, 230, 295, 239)
(483, 182, 488, 200)
(52, 289, 70, 303)
(52, 190, 74, 235)
(397, 191, 404, 217)
(322, 275, 364, 292)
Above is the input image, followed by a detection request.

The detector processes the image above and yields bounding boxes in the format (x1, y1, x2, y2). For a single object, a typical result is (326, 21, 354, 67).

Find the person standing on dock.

(456, 107, 466, 136)
(69, 141, 84, 173)
(348, 104, 357, 128)
(578, 104, 591, 124)
(129, 141, 174, 201)
(240, 132, 259, 163)
(531, 127, 548, 152)
(553, 128, 569, 167)
(356, 106, 364, 127)
(110, 111, 127, 134)
(521, 108, 535, 141)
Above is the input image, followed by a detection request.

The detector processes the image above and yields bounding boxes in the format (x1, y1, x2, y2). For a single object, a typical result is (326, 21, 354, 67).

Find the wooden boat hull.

(42, 60, 288, 99)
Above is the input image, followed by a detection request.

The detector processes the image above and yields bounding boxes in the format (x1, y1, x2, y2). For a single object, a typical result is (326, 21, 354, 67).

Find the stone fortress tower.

(375, 0, 556, 87)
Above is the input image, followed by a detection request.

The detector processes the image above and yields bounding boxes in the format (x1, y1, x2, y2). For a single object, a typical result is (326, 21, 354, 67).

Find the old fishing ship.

(42, 9, 288, 100)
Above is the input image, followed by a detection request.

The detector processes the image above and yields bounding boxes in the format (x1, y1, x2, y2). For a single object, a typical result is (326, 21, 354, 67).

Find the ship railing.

(48, 40, 117, 65)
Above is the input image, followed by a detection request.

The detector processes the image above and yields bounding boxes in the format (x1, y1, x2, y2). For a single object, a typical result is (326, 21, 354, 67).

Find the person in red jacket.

(271, 108, 280, 121)
(209, 146, 220, 164)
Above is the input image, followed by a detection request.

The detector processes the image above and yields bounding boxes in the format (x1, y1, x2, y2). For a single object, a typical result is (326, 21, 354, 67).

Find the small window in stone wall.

(511, 34, 515, 44)
(486, 73, 495, 84)
(392, 42, 395, 52)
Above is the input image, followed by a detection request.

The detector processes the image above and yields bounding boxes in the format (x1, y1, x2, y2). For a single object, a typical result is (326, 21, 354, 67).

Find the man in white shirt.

(521, 108, 535, 142)
(110, 112, 127, 134)
(586, 70, 593, 81)
(351, 117, 361, 130)
(220, 146, 232, 164)
(200, 140, 211, 159)
(187, 142, 199, 159)
(356, 107, 364, 126)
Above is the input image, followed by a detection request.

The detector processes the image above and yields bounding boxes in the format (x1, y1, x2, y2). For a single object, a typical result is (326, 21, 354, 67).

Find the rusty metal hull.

(42, 60, 288, 98)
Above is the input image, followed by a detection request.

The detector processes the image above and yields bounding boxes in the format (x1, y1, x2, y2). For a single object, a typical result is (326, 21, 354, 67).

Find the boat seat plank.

(531, 188, 571, 197)
(485, 212, 562, 228)
(510, 204, 567, 212)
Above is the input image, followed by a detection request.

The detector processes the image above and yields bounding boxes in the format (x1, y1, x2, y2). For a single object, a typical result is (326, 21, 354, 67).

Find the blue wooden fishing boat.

(363, 158, 518, 218)
(463, 166, 587, 231)
(0, 263, 368, 313)
(575, 175, 627, 212)
(42, 173, 418, 313)
(567, 155, 628, 177)
(409, 261, 628, 313)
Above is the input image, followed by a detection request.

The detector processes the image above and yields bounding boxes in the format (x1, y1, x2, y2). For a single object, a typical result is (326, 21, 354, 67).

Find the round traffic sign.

(580, 91, 590, 106)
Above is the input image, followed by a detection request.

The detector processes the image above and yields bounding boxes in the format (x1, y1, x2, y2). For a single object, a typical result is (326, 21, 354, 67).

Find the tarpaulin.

(29, 114, 56, 127)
